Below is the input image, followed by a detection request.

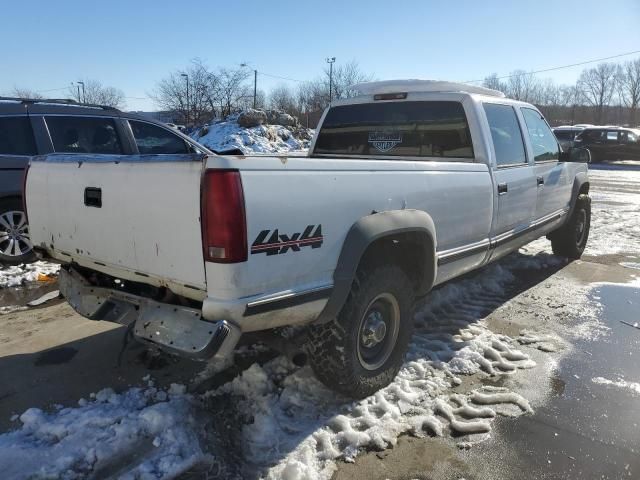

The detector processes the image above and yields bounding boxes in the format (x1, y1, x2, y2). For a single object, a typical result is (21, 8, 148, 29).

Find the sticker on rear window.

(368, 131, 402, 153)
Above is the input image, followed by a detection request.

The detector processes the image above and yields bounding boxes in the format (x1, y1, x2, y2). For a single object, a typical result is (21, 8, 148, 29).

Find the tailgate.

(26, 155, 207, 296)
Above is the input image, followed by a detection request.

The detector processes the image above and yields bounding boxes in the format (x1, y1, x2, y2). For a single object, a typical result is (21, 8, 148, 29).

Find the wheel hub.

(361, 310, 387, 348)
(356, 293, 401, 371)
(0, 210, 32, 257)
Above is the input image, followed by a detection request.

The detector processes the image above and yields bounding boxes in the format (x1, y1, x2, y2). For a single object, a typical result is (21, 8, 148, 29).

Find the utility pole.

(253, 69, 257, 109)
(241, 64, 258, 109)
(76, 84, 81, 103)
(326, 57, 336, 103)
(181, 73, 189, 126)
(77, 81, 85, 103)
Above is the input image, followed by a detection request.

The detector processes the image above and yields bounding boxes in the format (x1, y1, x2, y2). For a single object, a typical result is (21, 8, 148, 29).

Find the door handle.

(497, 183, 508, 195)
(537, 176, 545, 187)
(84, 187, 102, 208)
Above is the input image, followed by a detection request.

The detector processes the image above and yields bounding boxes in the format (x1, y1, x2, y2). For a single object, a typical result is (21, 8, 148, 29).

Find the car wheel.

(305, 265, 414, 398)
(550, 194, 591, 259)
(0, 198, 36, 265)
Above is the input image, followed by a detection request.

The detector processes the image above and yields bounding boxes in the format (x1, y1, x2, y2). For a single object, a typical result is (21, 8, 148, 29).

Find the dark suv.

(573, 127, 640, 162)
(0, 98, 211, 265)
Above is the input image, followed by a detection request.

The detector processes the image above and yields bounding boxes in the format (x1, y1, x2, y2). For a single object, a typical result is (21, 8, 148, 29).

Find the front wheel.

(305, 265, 415, 398)
(0, 198, 36, 265)
(550, 194, 591, 259)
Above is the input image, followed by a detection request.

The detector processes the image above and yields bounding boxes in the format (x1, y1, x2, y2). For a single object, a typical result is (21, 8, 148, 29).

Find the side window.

(0, 117, 37, 156)
(521, 108, 559, 162)
(46, 116, 122, 154)
(129, 120, 189, 154)
(621, 131, 639, 143)
(606, 131, 620, 143)
(483, 104, 527, 167)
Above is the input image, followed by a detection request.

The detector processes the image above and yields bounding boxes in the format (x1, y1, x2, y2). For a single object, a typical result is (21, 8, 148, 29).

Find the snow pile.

(192, 112, 314, 154)
(0, 261, 60, 288)
(0, 384, 205, 480)
(592, 376, 640, 395)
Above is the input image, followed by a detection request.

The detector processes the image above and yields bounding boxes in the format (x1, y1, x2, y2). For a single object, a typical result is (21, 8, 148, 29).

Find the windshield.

(314, 101, 474, 159)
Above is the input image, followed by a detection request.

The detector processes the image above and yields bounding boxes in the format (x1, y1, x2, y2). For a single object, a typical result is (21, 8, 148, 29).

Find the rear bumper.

(58, 268, 241, 361)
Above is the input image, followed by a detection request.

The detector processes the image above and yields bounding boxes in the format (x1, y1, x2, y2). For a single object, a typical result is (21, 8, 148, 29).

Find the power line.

(258, 71, 307, 83)
(464, 49, 640, 84)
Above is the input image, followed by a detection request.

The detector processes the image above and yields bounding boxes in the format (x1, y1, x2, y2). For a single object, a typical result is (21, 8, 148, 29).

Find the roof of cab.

(351, 80, 506, 98)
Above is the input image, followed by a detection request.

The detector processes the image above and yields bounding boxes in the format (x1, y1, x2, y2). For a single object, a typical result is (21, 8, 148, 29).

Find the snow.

(0, 386, 205, 480)
(0, 261, 60, 288)
(192, 115, 314, 154)
(592, 377, 640, 395)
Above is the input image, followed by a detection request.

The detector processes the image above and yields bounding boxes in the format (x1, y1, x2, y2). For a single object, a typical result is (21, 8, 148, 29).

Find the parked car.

(573, 126, 640, 162)
(24, 80, 591, 398)
(553, 126, 584, 151)
(0, 97, 211, 265)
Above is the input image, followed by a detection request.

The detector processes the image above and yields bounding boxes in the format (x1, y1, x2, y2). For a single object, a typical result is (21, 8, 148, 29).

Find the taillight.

(22, 163, 30, 223)
(201, 169, 247, 263)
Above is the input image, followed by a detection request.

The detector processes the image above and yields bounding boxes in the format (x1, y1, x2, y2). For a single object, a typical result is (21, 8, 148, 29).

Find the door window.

(483, 104, 527, 167)
(521, 108, 559, 162)
(129, 120, 189, 154)
(0, 116, 37, 156)
(46, 116, 122, 154)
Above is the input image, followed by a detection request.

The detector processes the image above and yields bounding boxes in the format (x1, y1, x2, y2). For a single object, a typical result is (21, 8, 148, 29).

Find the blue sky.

(2, 0, 639, 111)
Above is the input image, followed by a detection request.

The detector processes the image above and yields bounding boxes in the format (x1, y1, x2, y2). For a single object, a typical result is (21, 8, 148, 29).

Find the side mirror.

(560, 147, 591, 163)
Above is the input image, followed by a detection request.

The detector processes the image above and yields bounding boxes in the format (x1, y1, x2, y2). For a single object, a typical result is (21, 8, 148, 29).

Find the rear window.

(0, 116, 37, 156)
(46, 116, 123, 154)
(553, 130, 575, 141)
(314, 101, 474, 159)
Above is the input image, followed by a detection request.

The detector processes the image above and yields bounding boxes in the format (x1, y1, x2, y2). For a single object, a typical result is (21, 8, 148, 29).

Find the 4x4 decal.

(251, 225, 323, 255)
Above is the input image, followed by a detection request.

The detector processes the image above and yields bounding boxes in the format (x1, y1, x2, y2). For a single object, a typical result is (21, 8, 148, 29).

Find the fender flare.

(567, 172, 590, 220)
(316, 209, 437, 324)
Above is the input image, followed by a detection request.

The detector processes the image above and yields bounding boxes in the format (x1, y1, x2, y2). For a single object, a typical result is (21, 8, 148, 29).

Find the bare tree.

(11, 87, 43, 100)
(330, 60, 374, 100)
(68, 79, 125, 109)
(296, 60, 373, 114)
(216, 67, 251, 117)
(482, 74, 506, 93)
(505, 70, 541, 103)
(269, 84, 297, 113)
(151, 59, 220, 126)
(618, 59, 640, 125)
(578, 63, 619, 124)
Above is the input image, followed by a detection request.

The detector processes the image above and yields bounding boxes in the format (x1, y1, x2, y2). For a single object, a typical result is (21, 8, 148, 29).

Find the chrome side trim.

(435, 208, 568, 266)
(491, 208, 568, 248)
(437, 239, 491, 266)
(245, 284, 333, 315)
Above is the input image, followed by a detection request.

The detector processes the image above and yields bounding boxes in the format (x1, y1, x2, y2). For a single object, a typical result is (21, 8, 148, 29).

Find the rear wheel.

(0, 198, 36, 265)
(305, 265, 415, 398)
(550, 194, 591, 259)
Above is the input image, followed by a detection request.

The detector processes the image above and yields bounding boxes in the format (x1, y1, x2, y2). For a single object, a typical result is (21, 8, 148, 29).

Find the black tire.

(550, 194, 591, 259)
(305, 265, 415, 398)
(0, 198, 36, 266)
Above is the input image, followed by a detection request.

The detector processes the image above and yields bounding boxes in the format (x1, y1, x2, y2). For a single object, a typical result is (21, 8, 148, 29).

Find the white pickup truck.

(25, 81, 591, 398)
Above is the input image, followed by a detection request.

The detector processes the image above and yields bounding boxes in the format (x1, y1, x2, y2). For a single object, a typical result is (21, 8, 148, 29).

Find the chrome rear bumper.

(58, 268, 241, 361)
